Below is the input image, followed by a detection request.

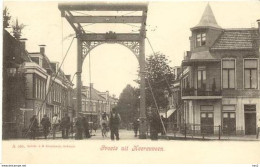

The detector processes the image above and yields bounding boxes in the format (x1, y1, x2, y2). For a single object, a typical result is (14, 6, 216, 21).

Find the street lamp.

(164, 89, 169, 118)
(163, 89, 170, 133)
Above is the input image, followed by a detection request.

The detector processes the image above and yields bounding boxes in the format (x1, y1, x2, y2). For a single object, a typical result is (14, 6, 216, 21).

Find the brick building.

(2, 29, 73, 138)
(25, 45, 74, 125)
(73, 84, 118, 126)
(3, 30, 31, 138)
(181, 4, 260, 135)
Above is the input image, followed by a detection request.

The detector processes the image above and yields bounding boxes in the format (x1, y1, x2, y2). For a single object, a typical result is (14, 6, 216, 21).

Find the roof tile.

(211, 29, 259, 50)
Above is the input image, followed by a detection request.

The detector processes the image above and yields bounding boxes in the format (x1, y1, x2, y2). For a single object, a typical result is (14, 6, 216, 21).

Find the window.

(200, 105, 214, 111)
(198, 67, 206, 89)
(222, 60, 235, 89)
(222, 105, 236, 111)
(196, 32, 206, 47)
(208, 113, 213, 118)
(244, 104, 256, 112)
(201, 113, 206, 118)
(230, 113, 235, 118)
(82, 102, 85, 112)
(244, 59, 258, 89)
(223, 113, 228, 118)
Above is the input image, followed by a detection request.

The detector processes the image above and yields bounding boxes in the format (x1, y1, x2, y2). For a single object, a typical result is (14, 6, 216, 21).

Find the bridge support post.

(76, 36, 82, 117)
(139, 32, 147, 139)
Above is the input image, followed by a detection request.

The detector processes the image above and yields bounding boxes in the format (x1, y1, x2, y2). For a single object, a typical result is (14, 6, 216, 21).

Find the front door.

(245, 113, 256, 135)
(201, 112, 214, 135)
(223, 112, 236, 135)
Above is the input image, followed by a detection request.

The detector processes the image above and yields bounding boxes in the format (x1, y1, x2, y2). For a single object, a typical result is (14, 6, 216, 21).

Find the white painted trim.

(24, 68, 48, 79)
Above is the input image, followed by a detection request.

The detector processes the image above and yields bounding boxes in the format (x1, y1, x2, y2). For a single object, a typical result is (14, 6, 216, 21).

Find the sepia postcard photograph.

(1, 0, 260, 165)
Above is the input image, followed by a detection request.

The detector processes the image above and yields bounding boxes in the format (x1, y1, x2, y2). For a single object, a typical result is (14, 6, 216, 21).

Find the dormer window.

(196, 32, 206, 47)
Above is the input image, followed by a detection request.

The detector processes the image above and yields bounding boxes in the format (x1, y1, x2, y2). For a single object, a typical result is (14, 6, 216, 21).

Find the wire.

(145, 37, 174, 138)
(122, 11, 137, 16)
(73, 11, 92, 16)
(25, 37, 75, 137)
(146, 37, 172, 89)
(81, 23, 96, 28)
(146, 77, 168, 136)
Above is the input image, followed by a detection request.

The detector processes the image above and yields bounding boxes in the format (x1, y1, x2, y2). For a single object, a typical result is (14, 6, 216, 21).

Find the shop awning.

(159, 108, 176, 118)
(166, 108, 176, 118)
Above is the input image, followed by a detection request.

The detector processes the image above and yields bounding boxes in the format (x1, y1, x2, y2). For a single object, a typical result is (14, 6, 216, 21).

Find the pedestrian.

(40, 114, 51, 139)
(93, 122, 98, 134)
(150, 111, 160, 140)
(133, 118, 140, 137)
(29, 115, 38, 140)
(52, 114, 59, 139)
(70, 120, 74, 138)
(101, 112, 109, 137)
(109, 108, 121, 140)
(82, 116, 91, 138)
(75, 116, 83, 140)
(61, 114, 70, 139)
(160, 115, 166, 135)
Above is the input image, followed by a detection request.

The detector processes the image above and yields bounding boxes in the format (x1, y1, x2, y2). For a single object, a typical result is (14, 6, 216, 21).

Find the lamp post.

(164, 89, 169, 118)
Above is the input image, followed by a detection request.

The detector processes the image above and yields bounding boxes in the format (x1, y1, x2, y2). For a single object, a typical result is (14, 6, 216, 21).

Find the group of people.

(28, 108, 123, 140)
(28, 108, 165, 140)
(29, 113, 73, 140)
(149, 111, 168, 140)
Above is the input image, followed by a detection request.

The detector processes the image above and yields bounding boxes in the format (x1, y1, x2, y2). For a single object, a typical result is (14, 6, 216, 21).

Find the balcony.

(182, 88, 222, 100)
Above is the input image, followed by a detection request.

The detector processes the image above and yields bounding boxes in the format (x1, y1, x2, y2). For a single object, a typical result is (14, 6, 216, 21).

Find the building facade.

(3, 29, 74, 138)
(73, 84, 118, 125)
(181, 4, 260, 135)
(25, 45, 74, 126)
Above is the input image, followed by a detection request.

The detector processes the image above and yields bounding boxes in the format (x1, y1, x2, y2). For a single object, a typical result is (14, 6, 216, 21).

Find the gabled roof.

(211, 29, 259, 50)
(3, 30, 31, 65)
(191, 3, 222, 30)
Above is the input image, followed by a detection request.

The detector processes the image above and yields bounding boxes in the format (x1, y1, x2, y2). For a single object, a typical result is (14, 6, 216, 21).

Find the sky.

(3, 1, 260, 97)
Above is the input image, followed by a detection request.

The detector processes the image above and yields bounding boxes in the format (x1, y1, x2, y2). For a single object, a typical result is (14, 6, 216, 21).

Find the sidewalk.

(161, 132, 260, 141)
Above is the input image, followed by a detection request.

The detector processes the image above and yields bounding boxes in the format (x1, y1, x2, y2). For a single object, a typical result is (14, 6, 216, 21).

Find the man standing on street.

(61, 113, 70, 139)
(133, 118, 140, 137)
(52, 114, 59, 139)
(75, 116, 83, 140)
(82, 116, 91, 138)
(109, 108, 121, 141)
(41, 114, 51, 139)
(29, 115, 38, 140)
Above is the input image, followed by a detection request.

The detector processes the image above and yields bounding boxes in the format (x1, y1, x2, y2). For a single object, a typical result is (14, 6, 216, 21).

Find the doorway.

(244, 104, 256, 135)
(222, 112, 236, 135)
(201, 112, 214, 135)
(245, 113, 256, 135)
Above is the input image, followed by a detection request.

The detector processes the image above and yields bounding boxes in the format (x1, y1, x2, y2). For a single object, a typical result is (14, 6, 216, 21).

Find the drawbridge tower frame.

(58, 2, 148, 138)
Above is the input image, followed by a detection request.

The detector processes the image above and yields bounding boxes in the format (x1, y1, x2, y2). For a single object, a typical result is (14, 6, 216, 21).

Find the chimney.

(257, 19, 260, 35)
(39, 45, 46, 55)
(90, 83, 93, 89)
(19, 38, 27, 50)
(65, 75, 71, 81)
